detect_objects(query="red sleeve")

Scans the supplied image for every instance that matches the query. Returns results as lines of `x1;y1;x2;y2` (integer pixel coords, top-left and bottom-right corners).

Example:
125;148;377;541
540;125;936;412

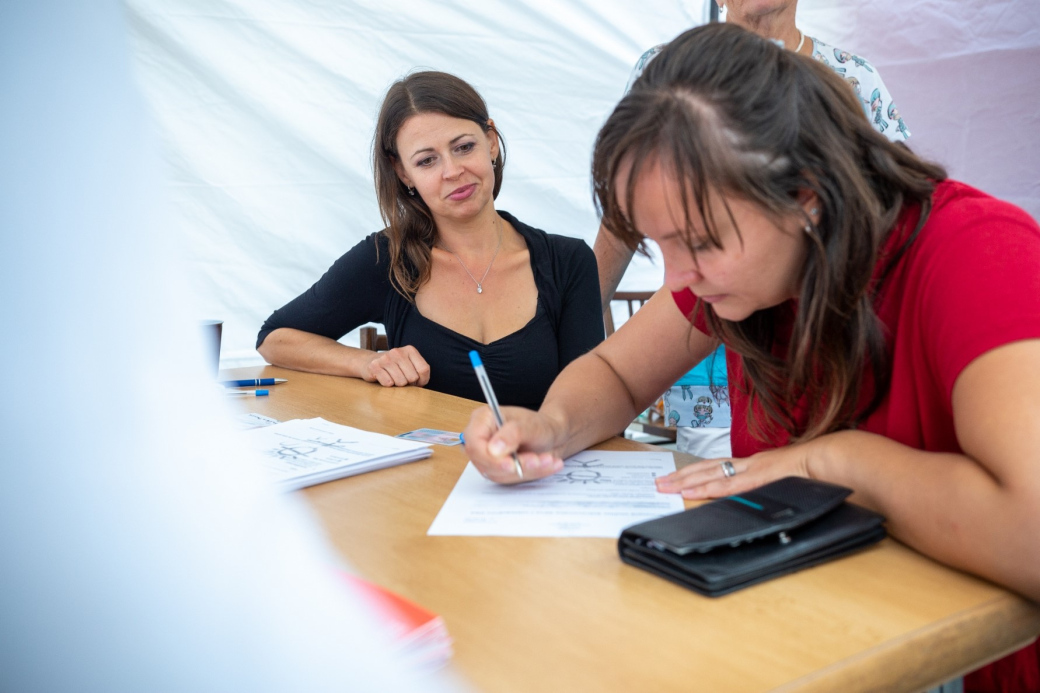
914;185;1040;400
671;288;711;334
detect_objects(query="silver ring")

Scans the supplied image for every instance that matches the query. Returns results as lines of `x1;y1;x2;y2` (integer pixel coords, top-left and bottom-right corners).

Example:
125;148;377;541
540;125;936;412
721;460;737;478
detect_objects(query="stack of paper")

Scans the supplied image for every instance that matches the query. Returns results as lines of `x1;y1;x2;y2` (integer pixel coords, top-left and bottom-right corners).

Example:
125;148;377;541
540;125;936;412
341;573;452;671
244;417;432;491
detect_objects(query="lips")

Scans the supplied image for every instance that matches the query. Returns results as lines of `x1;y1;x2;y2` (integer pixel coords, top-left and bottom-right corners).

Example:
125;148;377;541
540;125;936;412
447;183;477;201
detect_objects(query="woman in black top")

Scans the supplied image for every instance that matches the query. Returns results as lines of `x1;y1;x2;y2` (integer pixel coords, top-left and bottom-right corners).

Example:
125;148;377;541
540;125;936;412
257;71;602;409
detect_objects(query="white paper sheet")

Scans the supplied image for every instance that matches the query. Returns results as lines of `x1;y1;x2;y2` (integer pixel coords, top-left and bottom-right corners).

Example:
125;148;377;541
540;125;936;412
427;451;685;538
245;417;432;491
234;412;281;430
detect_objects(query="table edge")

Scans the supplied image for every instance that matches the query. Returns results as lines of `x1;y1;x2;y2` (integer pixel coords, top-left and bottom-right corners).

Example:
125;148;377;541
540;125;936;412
773;593;1040;692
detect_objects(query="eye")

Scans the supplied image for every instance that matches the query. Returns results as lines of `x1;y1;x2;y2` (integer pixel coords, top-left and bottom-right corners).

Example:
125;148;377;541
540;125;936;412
416;156;435;167
689;237;715;254
456;141;476;154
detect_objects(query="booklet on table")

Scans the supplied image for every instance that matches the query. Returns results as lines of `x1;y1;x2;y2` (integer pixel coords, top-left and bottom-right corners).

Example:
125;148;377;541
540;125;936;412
244;417;432;491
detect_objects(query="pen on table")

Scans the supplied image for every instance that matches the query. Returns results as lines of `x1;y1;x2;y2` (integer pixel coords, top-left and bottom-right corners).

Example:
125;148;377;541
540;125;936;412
468;350;523;479
225;389;269;397
220;378;286;387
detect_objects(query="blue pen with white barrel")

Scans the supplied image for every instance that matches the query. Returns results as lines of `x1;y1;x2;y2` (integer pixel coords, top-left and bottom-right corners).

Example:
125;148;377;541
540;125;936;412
468;350;523;479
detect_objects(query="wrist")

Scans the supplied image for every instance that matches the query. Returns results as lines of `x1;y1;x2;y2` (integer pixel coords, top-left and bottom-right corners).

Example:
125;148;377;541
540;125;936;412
808;429;855;485
538;403;573;456
349;346;377;379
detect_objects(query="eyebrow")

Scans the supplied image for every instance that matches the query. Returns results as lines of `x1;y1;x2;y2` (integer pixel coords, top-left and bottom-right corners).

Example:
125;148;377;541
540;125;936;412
409;133;473;159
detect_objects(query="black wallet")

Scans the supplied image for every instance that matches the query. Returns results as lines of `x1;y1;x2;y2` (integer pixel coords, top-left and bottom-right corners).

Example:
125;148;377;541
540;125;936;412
618;477;886;597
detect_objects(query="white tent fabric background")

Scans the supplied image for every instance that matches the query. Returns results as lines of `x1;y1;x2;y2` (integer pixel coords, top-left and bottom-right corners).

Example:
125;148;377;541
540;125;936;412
125;0;1040;369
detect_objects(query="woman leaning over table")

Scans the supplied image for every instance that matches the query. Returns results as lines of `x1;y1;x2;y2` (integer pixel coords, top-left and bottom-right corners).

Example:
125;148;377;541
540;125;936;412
463;23;1040;611
257;71;602;410
595;0;911;463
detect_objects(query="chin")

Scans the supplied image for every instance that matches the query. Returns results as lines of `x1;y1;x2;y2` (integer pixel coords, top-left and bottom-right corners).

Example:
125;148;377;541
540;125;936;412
710;304;754;322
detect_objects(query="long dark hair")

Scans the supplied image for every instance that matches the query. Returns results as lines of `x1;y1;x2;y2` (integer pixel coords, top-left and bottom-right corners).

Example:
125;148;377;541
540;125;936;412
373;70;506;300
593;24;946;442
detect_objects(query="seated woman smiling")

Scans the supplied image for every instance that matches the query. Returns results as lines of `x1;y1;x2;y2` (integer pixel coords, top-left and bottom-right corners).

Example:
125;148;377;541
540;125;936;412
257;71;602;409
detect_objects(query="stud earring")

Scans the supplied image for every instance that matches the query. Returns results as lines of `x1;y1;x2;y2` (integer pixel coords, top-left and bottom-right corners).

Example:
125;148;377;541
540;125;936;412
805;207;818;233
407;187;415;196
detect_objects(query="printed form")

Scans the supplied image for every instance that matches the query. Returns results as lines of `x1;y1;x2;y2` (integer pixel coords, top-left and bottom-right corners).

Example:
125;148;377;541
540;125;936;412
428;450;685;538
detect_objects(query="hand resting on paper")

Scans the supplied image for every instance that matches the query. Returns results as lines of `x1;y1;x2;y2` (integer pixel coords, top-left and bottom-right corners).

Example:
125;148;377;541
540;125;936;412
360;345;431;388
655;437;819;500
463;405;564;484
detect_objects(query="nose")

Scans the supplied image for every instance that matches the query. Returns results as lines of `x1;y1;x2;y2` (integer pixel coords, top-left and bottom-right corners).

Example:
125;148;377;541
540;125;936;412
442;156;463;180
663;259;702;293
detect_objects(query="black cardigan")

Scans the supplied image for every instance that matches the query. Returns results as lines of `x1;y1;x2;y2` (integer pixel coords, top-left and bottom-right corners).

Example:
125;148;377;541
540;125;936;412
257;211;603;409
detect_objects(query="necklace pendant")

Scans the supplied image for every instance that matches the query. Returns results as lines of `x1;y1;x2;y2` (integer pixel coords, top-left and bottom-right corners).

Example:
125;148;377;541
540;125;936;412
477;285;483;294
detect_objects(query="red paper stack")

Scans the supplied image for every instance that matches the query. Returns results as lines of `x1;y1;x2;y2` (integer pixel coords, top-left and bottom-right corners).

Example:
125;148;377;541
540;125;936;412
341;573;453;671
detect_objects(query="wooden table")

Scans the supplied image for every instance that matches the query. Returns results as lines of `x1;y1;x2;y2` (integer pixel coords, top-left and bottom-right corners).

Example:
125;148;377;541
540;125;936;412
226;365;1040;692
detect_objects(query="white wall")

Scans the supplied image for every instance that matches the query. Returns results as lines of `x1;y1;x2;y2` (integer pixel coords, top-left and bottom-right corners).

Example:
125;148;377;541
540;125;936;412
797;0;1040;222
125;0;1039;367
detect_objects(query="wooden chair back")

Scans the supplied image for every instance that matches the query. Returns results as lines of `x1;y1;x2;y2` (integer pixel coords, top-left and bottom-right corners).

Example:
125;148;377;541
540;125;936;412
604;290;655;337
359;326;388;352
603;290;676;443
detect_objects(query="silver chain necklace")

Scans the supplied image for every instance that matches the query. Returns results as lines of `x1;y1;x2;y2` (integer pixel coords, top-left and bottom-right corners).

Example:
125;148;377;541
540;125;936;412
440;220;502;294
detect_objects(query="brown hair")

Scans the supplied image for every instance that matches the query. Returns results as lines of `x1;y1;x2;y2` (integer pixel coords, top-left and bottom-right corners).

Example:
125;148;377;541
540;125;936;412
593;23;946;442
373;71;505;300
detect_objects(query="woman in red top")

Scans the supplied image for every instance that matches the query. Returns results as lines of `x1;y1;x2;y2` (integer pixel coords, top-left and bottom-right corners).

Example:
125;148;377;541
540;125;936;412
463;23;1040;686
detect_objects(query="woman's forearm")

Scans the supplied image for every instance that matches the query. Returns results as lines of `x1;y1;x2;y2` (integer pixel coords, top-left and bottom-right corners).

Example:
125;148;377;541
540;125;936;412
538;351;647;459
541;289;718;459
593;223;637;312
816;430;1040;601
257;328;371;378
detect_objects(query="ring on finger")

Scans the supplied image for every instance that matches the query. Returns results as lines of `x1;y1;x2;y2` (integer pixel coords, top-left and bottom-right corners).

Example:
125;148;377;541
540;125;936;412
720;460;737;478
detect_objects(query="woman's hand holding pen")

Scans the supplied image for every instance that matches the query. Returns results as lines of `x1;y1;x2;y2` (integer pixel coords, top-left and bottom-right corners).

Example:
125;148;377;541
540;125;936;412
360;346;431;388
463;406;564;484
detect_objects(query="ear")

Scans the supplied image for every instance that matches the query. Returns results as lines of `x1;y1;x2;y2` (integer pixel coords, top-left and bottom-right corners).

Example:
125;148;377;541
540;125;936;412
795;187;820;225
392;157;413;190
486;118;500;161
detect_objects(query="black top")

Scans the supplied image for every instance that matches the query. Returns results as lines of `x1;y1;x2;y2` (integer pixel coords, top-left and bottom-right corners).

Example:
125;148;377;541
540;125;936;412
257;211;603;409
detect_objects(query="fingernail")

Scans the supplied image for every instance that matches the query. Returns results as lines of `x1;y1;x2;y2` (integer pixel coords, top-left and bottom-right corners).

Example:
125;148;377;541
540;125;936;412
489;440;506;456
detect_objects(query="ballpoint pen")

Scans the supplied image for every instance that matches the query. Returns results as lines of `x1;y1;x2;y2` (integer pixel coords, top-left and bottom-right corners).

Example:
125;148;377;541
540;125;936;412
225;389;269;396
468;350;523;479
220;378;286;387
